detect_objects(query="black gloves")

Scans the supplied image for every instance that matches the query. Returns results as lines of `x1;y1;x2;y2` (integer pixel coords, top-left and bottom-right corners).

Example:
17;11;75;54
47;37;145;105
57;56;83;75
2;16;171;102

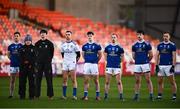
155;65;160;75
170;65;175;73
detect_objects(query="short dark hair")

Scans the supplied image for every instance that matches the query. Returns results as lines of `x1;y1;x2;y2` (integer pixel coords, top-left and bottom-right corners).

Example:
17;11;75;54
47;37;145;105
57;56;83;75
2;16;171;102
87;31;94;35
14;32;20;36
40;29;48;34
66;30;72;34
136;30;145;35
163;31;170;35
112;33;118;37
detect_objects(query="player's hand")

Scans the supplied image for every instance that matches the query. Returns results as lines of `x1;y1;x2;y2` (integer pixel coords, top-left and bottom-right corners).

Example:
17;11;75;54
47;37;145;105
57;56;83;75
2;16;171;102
155;65;159;75
170;65;175;73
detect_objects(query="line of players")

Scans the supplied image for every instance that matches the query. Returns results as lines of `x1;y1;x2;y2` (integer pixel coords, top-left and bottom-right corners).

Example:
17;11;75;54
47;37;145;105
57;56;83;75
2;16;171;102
7;29;177;101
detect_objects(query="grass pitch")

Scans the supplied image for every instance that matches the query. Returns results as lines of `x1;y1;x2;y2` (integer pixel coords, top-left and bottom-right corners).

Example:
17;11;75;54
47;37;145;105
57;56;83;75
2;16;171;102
0;76;180;108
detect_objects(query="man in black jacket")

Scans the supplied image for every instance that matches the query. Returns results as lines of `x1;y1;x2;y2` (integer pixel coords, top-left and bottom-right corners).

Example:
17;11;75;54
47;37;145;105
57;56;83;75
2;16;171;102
19;35;36;100
35;29;54;100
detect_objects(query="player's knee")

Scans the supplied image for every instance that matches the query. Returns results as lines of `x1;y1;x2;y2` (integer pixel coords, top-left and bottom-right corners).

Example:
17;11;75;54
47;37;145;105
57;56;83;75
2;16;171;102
158;80;163;85
105;82;109;85
11;79;15;84
135;79;140;84
94;80;99;85
146;79;151;84
72;79;76;84
170;81;176;86
84;81;88;84
117;81;121;85
63;78;68;83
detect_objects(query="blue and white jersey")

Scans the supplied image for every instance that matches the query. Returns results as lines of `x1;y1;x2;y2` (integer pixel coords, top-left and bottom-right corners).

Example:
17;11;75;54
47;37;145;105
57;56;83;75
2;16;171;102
60;40;80;63
8;43;23;67
157;41;176;65
82;42;101;64
104;43;124;68
132;40;152;64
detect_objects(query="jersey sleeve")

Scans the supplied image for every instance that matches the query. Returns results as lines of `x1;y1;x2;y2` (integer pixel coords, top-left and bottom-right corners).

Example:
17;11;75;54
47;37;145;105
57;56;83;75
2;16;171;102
60;44;64;53
157;44;160;51
8;45;11;51
74;43;80;52
147;43;152;51
97;44;102;51
172;44;176;51
132;45;135;52
82;45;85;51
121;47;124;54
104;46;108;53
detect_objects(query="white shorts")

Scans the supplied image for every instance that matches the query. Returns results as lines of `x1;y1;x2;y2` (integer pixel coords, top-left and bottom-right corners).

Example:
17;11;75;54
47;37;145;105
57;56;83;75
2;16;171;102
9;67;19;74
83;63;99;75
106;68;122;75
158;65;173;77
62;61;76;71
134;63;150;73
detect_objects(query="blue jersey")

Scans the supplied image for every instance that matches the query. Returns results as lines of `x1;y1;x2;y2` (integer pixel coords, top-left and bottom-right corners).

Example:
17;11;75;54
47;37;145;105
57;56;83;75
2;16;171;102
105;44;124;68
132;41;152;64
157;42;176;65
82;42;101;63
8;43;23;67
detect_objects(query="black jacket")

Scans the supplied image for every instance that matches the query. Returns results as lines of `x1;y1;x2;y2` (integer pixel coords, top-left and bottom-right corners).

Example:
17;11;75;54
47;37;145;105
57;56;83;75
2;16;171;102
19;44;36;67
35;39;54;63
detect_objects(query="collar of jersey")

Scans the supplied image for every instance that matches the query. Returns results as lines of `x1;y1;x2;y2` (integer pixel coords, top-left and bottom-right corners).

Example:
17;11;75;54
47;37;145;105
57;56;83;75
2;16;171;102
66;40;72;43
137;39;145;43
13;42;20;44
88;41;94;44
110;43;118;46
163;41;171;44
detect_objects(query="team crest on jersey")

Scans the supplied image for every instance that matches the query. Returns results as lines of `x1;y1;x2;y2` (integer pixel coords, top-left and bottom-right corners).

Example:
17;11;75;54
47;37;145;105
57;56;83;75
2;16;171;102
84;46;88;48
92;46;95;49
45;45;48;48
163;45;166;48
142;44;145;48
116;48;118;52
31;49;33;52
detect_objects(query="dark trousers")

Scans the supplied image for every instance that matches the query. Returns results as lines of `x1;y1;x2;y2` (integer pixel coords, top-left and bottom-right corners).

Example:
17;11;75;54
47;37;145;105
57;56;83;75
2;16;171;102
19;65;35;98
35;62;54;97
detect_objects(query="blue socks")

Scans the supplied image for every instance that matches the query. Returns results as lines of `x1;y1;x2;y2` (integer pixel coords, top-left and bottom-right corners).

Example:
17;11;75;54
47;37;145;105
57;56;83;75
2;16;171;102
62;86;67;97
73;88;77;96
84;91;88;97
104;93;108;98
150;93;153;98
120;93;123;99
63;86;77;97
96;92;100;97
